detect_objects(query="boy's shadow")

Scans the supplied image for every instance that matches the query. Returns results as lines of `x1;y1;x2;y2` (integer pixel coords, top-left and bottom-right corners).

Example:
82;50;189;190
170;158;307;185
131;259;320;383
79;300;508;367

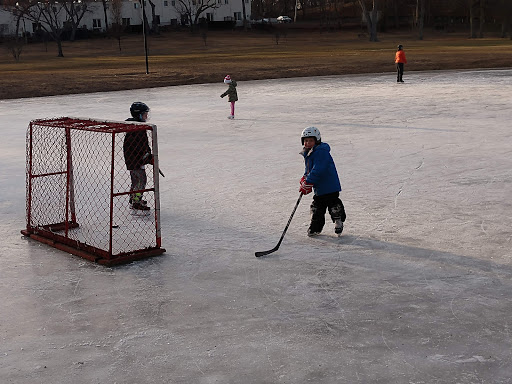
305;233;512;278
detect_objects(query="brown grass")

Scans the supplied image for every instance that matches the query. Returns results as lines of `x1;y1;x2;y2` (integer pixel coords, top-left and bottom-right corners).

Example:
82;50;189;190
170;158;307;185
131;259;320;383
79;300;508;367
2;29;512;99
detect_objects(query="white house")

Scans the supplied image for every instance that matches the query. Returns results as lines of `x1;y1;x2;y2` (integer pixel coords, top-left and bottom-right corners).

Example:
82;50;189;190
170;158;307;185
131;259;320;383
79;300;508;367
0;0;251;36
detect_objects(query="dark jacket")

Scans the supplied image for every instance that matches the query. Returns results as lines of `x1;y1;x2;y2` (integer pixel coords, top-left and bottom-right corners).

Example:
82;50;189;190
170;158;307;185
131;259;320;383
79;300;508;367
221;80;238;102
302;142;342;196
123;118;152;170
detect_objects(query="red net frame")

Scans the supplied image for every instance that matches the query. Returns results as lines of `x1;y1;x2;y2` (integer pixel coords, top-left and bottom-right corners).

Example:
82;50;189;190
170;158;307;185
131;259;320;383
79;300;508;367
21;117;165;266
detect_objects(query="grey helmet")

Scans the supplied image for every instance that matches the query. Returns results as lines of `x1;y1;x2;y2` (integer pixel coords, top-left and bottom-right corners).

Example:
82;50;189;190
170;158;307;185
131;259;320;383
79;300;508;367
130;102;150;119
301;126;321;145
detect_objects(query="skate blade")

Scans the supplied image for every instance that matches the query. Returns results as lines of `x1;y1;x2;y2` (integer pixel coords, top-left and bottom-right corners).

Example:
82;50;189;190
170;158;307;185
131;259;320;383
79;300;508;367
130;209;151;216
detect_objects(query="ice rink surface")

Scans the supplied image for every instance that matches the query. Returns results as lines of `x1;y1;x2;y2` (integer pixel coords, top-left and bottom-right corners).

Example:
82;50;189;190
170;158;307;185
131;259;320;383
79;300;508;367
1;69;512;383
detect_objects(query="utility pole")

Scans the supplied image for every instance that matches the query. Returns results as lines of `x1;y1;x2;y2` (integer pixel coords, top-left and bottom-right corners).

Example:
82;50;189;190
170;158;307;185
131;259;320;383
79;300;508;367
141;0;149;74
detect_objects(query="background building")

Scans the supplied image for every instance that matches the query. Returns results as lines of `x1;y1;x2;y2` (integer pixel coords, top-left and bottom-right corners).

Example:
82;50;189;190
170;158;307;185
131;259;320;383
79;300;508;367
0;0;252;37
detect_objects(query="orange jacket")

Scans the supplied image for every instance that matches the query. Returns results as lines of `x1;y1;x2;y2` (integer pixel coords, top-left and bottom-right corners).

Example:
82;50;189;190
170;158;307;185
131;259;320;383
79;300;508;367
395;50;407;64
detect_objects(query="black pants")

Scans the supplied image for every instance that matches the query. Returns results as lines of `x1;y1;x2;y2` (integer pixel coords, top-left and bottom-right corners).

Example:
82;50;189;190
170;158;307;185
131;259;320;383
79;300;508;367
396;63;404;82
309;192;346;233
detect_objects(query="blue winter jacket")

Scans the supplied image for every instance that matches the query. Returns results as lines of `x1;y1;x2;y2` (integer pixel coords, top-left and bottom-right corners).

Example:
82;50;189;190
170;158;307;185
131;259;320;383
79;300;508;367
302;142;342;196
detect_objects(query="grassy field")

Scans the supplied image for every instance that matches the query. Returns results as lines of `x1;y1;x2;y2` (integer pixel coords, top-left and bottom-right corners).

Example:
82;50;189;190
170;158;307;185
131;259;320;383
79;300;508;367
2;28;512;99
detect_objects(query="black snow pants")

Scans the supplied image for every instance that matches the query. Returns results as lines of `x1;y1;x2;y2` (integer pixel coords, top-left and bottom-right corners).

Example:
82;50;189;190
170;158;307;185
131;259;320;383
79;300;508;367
396;63;404;82
309;192;346;233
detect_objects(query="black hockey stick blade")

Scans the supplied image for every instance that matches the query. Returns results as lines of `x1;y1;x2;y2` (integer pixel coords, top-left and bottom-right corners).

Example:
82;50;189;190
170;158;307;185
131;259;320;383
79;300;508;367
255;246;280;258
255;193;303;257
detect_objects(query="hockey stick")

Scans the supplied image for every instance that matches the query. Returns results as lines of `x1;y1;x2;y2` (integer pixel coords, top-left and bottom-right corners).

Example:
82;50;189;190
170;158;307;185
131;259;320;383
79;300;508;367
144;152;165;177
255;193;303;257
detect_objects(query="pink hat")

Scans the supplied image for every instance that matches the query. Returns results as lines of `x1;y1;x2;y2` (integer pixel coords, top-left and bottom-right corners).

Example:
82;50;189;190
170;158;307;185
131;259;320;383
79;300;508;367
224;75;232;83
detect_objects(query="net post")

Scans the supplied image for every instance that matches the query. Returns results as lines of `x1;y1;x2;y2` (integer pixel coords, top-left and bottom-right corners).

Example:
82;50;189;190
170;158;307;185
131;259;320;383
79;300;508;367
150;124;162;248
26;122;34;232
109;131;116;256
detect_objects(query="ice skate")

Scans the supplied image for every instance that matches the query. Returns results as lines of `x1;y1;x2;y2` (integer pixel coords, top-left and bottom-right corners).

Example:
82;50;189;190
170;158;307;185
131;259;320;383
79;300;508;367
131;202;149;210
129;198;147;206
130;202;150;216
307;228;321;237
334;219;343;236
227;115;234;119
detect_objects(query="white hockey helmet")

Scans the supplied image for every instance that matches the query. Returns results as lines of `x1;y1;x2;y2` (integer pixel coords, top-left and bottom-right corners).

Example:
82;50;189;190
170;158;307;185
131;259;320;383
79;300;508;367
301;126;321;145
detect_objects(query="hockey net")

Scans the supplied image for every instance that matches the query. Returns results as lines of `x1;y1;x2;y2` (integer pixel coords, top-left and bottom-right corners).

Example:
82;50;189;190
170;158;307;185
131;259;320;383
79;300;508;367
22;117;165;265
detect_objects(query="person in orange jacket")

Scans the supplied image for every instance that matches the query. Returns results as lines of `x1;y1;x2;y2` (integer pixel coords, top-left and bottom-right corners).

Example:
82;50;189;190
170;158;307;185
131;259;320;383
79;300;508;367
395;44;407;83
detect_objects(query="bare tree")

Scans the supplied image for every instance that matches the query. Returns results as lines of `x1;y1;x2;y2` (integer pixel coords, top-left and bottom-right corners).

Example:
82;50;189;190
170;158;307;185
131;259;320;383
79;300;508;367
110;0;124;51
416;0;425;40
62;0;89;41
468;0;487;38
468;0;476;37
478;0;485;37
358;0;379;41
23;0;66;56
333;0;347;28
498;0;512;38
241;0;248;30
251;0;264;19
174;0;219;30
298;0;307;20
142;0;160;34
133;0;158;36
101;0;110;33
5;37;24;61
3;0;33;61
391;0;399;29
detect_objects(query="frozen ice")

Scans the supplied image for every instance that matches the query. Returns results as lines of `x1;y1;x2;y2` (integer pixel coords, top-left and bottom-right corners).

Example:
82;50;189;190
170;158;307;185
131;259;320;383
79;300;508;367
1;69;512;383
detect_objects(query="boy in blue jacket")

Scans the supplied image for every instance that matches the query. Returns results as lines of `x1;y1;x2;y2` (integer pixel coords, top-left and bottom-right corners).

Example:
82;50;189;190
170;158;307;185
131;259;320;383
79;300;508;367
299;127;346;236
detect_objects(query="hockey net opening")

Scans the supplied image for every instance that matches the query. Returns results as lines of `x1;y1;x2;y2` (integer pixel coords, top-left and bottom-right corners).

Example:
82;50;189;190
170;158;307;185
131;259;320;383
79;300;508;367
22;117;165;266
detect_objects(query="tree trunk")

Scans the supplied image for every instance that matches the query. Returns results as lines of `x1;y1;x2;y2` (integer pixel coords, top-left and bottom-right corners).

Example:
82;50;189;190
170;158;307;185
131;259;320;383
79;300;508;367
11;14;24;61
358;0;378;41
469;0;476;38
241;0;247;30
102;0;109;33
415;0;419;27
301;0;307;19
148;0;159;34
393;0;399;29
478;0;485;38
358;0;370;38
418;0;425;40
335;0;346;29
370;4;378;41
15;13;22;37
141;2;151;33
57;39;64;57
188;13;195;32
